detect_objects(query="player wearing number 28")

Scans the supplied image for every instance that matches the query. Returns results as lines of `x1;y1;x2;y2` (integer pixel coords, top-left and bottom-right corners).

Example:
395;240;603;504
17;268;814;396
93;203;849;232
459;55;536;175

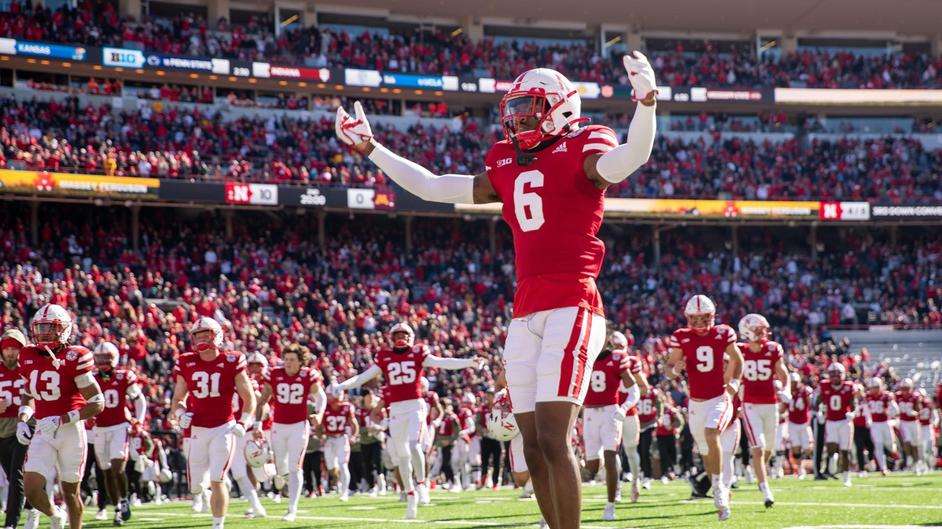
169;316;257;529
336;51;657;529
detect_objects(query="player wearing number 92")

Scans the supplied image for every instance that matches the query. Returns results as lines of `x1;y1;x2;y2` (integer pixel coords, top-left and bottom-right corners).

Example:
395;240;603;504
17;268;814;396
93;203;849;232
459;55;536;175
17;304;105;529
334;323;481;519
336;52;657;529
169;316;256;529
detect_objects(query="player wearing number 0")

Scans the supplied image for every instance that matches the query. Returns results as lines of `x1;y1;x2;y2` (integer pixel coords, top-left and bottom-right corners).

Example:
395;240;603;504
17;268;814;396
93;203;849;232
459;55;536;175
736;314;789;509
334;323;482;519
814;363;860;487
169;317;256;529
336;51;657;529
92;342;146;526
257;344;326;521
666;295;743;522
16;304;105;529
581;331;643;521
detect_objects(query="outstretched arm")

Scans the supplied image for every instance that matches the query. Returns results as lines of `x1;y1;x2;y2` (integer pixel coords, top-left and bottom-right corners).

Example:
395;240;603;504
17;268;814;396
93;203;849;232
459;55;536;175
425;355;480;370
336;102;499;204
335;364;382;391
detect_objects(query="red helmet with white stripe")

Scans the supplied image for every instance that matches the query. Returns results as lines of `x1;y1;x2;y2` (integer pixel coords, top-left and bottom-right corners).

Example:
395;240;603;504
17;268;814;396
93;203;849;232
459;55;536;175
30;304;73;348
499;68;584;151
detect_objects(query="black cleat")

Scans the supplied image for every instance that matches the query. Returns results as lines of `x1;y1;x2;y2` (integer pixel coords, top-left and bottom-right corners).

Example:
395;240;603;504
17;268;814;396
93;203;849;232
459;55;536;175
113;510;124;526
764;499;774;509
120;499;132;521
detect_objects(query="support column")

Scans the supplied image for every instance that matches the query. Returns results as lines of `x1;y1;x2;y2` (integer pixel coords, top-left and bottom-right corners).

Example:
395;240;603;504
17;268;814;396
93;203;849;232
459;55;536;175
130;205;140;253
809;224;818;260
652;225;661;268
889;225;898;246
317;210;326;252
30;201;38;246
781;34;798;54
932;33;942;58
460;15;484;44
730;225;739;256
404;216;413;253
624;28;643;51
224;210;233;239
488;218;497;255
207;0;230;26
118;0;142;21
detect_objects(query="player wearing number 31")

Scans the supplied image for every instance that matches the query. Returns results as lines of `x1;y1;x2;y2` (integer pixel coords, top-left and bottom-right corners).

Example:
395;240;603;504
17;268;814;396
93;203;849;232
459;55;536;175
336;52;657;529
169;317;257;529
16;304;105;529
333;323;483;519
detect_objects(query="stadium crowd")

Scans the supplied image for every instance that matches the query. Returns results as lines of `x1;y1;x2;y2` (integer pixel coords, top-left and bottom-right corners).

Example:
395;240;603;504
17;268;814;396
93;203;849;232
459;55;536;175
1;1;941;89
1;97;940;202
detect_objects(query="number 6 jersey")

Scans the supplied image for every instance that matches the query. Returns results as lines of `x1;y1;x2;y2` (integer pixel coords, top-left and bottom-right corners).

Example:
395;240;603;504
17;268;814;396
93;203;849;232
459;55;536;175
176;351;246;428
484;125;616;318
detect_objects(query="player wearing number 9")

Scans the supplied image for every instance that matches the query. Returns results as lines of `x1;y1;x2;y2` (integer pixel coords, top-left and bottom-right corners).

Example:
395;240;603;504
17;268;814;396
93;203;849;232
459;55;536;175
666;295;743;521
334;323;481;519
336;53;657;529
169;317;256;529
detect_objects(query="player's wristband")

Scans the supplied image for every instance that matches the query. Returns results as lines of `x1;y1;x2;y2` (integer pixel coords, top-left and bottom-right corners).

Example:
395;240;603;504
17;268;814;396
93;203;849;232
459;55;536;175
18;406;34;423
66;410;81;424
239;413;255;431
726;379;741;393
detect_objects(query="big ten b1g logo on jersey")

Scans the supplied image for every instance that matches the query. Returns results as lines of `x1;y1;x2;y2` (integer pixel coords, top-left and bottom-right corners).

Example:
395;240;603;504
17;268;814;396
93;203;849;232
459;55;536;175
387;360;417;385
743;358;773;381
276;382;305;404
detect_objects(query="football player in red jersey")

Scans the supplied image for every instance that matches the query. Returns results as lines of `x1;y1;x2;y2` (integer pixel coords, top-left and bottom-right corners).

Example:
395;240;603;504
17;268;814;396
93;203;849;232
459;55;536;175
736;314;789;508
231;352;267;519
614;331;649;504
864;377;898;475
581;331;643;520
0;329;29;529
337;52;658;529
17;304;105;529
666;295;743;521
92;341;146;526
169;317;256;529
894;378;923;473
785;373;815;478
917;389;936;474
321;388;358;501
815;363;860;487
334;323;480;519
258;343;326;520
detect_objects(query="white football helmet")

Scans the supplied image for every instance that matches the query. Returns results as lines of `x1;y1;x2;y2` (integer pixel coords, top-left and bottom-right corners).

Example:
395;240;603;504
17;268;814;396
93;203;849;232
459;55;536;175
94;341;120;369
189;317;223;352
684;294;716;330
461;391;477;407
867;377;883;390
738;313;770;343
244;438;270;468
899;377;913;391
610;331;629;352
389;322;415;349
30;303;72;347
499;68;583;150
246;352;269;370
486;406;519;442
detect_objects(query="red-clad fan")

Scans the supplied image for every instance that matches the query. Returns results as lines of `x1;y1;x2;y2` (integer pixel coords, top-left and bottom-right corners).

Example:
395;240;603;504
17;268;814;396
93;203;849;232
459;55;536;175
736;314;789;508
815;363;860;486
169;317;256;529
257;344;325;522
320;387;358;501
895;378;924;472
335;322;479;517
0;329;29;529
583;331;644;519
17;304;105;529
667;295;743;521
336;50;658;527
92;341;146;525
865;378;898;474
786;373;814;478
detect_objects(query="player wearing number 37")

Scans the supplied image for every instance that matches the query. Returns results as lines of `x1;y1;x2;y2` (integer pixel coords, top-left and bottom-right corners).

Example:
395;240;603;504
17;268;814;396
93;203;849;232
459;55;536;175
336;52;657;528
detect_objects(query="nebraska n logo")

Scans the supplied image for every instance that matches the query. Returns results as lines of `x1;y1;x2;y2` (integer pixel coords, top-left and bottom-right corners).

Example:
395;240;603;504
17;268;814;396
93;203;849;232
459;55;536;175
552;142;568;154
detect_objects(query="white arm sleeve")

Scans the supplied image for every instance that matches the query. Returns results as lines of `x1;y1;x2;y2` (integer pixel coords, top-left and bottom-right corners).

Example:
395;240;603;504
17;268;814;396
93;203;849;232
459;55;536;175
595;103;656;183
75;372;96;388
424;355;474;370
312;385;327;417
368;142;476;204
336;365;382;391
619;384;641;414
132;393;147;423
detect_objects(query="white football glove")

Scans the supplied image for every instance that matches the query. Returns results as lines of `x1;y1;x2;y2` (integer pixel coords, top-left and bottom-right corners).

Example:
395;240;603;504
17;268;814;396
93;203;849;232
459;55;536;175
177;412;193;430
335;101;373;146
623;51;658;103
613;406;628;422
36;416;61;438
16;422;32;445
231;422;247;438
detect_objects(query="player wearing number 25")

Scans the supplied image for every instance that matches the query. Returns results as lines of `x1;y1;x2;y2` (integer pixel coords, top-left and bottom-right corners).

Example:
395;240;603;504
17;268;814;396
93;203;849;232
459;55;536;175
336;52;657;529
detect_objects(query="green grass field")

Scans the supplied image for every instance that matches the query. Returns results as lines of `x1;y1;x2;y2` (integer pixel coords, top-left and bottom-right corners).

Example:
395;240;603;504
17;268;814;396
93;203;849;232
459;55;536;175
91;473;942;529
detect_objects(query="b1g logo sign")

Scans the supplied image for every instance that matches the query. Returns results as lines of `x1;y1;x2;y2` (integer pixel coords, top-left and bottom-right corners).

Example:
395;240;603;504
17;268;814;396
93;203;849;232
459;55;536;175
102;47;145;68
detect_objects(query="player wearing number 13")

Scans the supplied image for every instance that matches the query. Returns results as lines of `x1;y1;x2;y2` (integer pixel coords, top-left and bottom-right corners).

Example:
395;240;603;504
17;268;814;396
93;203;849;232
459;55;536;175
16;304;105;529
334;323;481;519
169;317;256;529
336;52;657;529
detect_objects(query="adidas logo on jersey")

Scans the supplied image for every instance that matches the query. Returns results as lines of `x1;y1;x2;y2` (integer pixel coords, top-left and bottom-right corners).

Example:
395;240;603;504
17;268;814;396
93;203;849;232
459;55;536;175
552;142;568;154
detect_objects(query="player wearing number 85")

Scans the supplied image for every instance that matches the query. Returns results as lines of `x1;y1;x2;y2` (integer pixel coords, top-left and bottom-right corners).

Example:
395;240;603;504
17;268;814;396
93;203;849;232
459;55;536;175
336;52;657;529
169;317;257;529
334;323;482;519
